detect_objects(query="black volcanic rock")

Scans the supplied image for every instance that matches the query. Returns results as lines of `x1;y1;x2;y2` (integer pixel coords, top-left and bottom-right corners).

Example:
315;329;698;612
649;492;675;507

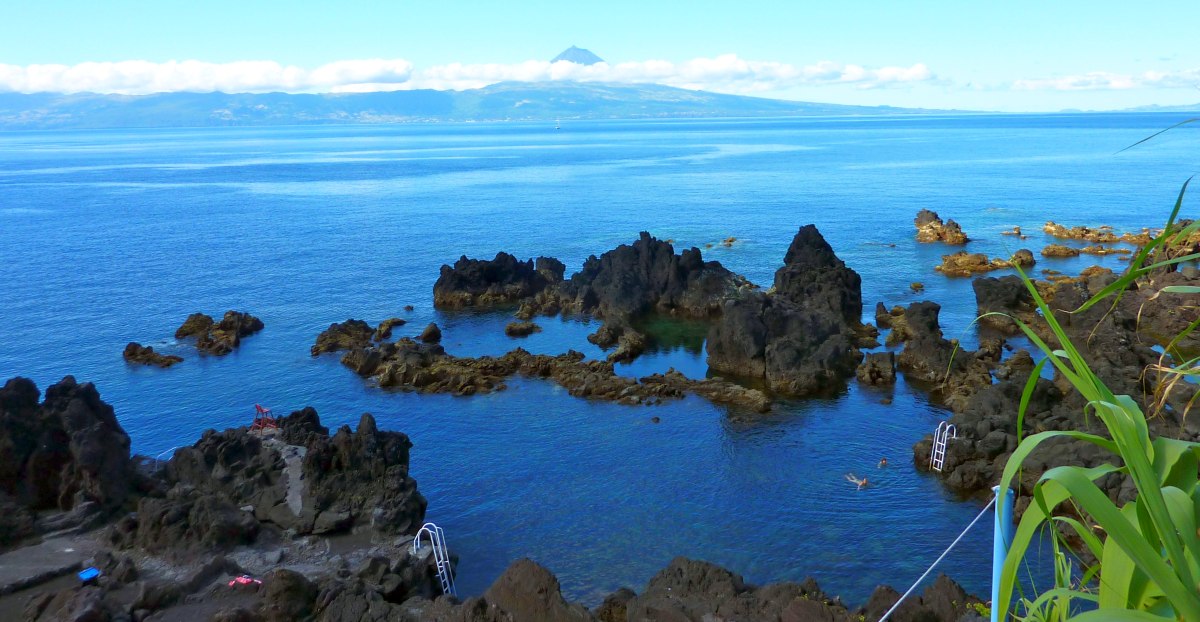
0;376;132;514
706;225;864;395
434;252;565;308
156;410;427;540
566;232;748;321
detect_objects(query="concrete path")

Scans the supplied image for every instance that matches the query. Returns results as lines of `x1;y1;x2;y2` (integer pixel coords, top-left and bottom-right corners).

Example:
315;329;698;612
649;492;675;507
0;533;100;595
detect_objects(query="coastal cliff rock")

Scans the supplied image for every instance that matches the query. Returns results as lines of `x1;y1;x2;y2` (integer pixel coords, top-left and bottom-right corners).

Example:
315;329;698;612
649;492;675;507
141;409;427;544
915;209;969;244
175;310;264;355
706;225;864;396
122;342;184;367
434;252;566;308
0;377;132;531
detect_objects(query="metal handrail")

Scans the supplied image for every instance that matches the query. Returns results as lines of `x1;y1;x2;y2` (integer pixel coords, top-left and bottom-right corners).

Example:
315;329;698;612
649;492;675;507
412;521;456;596
930;421;956;472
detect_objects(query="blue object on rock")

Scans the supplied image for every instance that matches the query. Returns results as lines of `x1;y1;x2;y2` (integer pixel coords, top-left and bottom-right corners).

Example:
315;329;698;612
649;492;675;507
78;567;101;583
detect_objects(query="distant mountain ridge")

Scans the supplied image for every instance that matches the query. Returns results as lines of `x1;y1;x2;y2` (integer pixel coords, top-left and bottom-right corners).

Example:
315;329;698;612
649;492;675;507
0;81;948;130
552;46;604;65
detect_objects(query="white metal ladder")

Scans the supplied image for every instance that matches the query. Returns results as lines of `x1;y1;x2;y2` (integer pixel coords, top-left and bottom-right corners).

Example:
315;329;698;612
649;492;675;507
930;421;956;472
412;522;456;597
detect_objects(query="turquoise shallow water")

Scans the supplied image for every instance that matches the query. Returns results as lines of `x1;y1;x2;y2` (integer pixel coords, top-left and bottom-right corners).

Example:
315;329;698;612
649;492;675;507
1;114;1196;604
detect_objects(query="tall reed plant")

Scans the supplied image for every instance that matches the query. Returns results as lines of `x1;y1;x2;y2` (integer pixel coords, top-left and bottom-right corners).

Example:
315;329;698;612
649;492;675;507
993;176;1200;621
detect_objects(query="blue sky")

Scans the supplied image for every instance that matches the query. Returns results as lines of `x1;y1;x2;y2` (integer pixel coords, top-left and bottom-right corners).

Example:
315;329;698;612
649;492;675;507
2;0;1198;111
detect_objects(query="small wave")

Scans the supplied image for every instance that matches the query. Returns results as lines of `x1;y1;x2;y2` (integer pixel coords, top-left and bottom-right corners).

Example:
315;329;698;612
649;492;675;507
0;207;52;216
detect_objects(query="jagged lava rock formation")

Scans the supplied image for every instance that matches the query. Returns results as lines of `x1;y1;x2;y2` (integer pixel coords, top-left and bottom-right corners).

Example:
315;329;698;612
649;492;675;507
706;225;869;395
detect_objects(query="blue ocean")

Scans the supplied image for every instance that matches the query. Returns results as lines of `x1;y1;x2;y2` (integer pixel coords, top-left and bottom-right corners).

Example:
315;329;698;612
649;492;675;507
1;113;1196;604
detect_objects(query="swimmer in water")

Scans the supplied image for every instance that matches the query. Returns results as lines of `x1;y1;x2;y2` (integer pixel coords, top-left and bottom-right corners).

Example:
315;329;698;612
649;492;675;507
878;457;888;468
845;473;869;490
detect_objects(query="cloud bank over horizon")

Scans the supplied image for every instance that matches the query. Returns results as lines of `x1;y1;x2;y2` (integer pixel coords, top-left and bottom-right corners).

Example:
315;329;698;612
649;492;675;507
0;55;936;96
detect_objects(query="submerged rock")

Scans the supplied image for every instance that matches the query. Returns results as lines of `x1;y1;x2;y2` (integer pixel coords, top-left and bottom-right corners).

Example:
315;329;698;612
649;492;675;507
504;321;542;337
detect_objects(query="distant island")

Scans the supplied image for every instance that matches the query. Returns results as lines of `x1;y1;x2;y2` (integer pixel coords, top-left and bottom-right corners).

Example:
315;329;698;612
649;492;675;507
0;81;953;130
0;46;1193;129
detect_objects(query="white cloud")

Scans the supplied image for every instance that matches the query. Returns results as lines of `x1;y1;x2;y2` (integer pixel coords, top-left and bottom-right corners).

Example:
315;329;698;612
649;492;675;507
1013;68;1200;91
0;55;934;95
0;59;413;95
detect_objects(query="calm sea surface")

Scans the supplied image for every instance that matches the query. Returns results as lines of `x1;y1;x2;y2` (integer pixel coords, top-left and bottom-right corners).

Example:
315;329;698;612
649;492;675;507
1;114;1196;604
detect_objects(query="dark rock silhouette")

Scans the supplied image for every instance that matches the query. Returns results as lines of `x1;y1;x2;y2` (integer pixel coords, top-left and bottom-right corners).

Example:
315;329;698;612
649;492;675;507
434;252;565;308
707;225;865;395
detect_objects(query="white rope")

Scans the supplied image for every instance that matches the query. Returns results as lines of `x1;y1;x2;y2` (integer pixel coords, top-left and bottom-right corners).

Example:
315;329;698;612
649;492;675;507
878;494;997;622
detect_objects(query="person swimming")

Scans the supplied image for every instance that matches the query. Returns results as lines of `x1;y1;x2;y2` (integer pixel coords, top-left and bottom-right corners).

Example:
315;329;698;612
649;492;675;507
845;473;869;490
878;457;888;468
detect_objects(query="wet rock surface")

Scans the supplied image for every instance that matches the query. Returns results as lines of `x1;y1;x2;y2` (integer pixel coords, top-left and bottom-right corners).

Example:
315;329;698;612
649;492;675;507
915;209;969;244
339;339;772;413
707;225;865;396
933;250;1034;277
175;311;265;355
122;342;183;367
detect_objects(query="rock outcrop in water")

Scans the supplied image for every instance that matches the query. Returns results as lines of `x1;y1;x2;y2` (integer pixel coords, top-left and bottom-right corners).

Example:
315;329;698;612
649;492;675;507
0;376;134;551
122;342;183;367
433;252;566;308
915;209;969;244
933;249;1035;276
436;233;753;362
706;225;868;396
175;310;265;355
337;339;772;412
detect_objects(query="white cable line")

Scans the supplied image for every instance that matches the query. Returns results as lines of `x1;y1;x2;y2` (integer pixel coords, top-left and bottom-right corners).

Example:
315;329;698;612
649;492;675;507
879;494;998;622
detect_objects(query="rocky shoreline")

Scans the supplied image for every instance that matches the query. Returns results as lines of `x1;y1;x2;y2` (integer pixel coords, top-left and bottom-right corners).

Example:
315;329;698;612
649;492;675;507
0;376;986;622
